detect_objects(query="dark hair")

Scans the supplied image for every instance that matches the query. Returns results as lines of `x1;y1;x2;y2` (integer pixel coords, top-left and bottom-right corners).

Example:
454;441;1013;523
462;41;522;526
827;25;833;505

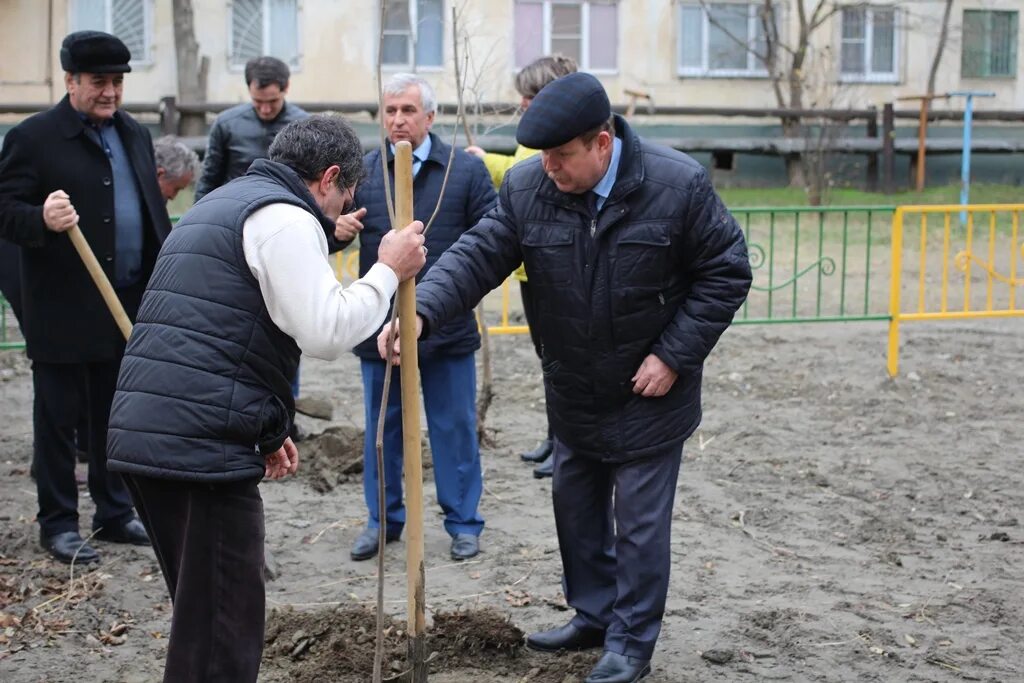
580;115;616;149
268;115;365;189
244;56;290;90
515;54;578;99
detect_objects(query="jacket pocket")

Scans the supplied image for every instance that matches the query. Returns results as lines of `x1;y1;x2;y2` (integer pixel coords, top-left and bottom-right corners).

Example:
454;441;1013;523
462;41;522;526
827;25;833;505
522;222;576;286
613;222;672;289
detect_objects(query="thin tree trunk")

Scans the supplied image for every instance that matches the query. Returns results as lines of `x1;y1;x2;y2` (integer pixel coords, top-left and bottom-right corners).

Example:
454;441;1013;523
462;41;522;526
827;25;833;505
171;0;208;136
926;0;954;96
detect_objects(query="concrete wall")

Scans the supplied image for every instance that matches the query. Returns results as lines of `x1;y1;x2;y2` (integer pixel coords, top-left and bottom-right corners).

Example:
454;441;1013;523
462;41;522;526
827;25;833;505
1;0;1021;110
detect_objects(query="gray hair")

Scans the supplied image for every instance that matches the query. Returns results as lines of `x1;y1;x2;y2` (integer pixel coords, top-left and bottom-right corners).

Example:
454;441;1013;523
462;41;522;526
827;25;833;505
268;115;365;189
153;135;200;180
515;54;578;99
383;73;437;114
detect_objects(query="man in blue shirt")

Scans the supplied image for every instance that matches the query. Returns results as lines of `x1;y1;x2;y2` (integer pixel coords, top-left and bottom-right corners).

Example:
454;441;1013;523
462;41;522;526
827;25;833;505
335;74;496;563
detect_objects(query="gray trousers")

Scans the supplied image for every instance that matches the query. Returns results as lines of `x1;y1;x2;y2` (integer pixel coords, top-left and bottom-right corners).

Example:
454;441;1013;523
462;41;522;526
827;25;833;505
551;437;683;660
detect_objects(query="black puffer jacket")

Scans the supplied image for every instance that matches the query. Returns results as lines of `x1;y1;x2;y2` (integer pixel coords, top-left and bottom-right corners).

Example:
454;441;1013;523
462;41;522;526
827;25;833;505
107;160;330;482
416;117;751;461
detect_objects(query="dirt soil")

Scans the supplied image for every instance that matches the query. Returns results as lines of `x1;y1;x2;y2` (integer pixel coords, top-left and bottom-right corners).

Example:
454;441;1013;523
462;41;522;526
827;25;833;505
1;321;1022;682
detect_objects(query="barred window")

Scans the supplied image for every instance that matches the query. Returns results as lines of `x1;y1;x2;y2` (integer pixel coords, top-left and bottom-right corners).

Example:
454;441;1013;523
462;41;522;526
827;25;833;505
962;10;1018;78
70;0;152;65
230;0;301;68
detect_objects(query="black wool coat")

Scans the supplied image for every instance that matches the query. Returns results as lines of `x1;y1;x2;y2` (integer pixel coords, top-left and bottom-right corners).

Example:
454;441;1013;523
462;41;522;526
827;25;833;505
0;96;171;363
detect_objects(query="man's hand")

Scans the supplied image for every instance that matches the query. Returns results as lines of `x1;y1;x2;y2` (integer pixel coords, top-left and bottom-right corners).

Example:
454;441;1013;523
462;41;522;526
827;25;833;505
376;315;424;365
631;354;679;398
377;220;426;281
42;190;78;233
265;437;299;479
334;207;367;242
465;145;487;160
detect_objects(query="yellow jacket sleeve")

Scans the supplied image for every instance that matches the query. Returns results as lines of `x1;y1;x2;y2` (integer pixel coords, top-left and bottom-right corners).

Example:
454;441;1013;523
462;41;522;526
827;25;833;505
481;145;539;281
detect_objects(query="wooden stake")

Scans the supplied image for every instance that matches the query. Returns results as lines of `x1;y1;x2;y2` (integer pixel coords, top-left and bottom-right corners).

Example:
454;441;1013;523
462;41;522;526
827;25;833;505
67;225;132;341
394;141;427;682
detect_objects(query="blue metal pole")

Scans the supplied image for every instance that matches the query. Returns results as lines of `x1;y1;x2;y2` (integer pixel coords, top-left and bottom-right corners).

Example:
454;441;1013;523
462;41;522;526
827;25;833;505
960;94;974;223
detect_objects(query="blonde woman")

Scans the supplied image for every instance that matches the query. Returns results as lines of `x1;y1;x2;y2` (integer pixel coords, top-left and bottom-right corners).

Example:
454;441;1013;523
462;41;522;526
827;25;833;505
465;54;577;478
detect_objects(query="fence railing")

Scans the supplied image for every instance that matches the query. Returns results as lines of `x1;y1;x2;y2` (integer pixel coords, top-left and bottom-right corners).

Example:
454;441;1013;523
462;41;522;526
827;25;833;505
0;294;20;350
887;204;1024;376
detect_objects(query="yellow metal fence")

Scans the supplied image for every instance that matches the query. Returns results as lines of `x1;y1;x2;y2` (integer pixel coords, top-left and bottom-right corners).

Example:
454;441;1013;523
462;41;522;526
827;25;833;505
887;204;1024;376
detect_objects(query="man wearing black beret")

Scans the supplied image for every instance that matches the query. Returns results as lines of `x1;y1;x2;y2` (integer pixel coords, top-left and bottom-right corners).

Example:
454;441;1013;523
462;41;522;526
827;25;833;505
0;30;171;564
380;72;752;683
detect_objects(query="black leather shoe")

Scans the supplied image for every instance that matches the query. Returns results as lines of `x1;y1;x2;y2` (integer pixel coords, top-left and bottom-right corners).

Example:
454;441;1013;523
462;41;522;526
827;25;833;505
351;526;401;561
526;622;605;652
94;518;150;546
585;651;651;683
41;531;100;565
533;453;554;479
450;533;479;560
520;439;553;463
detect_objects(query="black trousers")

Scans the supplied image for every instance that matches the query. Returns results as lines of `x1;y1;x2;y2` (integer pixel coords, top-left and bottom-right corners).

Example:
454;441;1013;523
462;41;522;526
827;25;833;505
519;280;552;441
32;360;133;536
124;474;266;683
551;438;683;660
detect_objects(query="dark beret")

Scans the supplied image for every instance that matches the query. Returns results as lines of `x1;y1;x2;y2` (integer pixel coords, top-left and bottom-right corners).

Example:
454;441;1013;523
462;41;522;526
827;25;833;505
60;31;132;74
516;72;611;150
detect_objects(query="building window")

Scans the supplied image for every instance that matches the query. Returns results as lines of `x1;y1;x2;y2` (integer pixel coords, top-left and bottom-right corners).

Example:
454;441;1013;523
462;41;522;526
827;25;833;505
677;3;772;78
514;1;618;72
382;0;444;68
70;0;152;65
840;6;898;83
230;0;300;68
962;10;1018;78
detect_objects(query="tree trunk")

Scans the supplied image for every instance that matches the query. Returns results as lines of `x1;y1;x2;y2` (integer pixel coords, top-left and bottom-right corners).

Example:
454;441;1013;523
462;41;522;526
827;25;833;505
926;0;954;96
172;0;208;137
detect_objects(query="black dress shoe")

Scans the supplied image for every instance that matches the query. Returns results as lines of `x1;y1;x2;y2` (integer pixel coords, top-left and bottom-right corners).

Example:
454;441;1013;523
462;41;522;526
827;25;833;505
533;453;553;479
526;622;605;652
585;651;651;683
351;526;401;561
450;533;479;560
41;531;100;565
94;518;150;546
520;439;553;463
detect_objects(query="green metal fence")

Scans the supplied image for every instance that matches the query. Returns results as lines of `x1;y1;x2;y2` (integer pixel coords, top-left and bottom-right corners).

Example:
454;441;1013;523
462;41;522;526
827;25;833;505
0;206;900;352
733;206;896;325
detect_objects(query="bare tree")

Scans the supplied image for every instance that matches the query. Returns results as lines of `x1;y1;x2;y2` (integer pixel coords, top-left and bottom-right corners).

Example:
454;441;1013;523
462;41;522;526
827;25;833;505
171;0;208;136
926;0;955;96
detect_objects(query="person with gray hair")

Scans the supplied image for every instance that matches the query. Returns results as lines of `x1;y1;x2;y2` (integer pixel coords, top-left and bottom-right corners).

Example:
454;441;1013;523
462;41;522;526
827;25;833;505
106;114;427;682
153;135;200;201
334;72;496;563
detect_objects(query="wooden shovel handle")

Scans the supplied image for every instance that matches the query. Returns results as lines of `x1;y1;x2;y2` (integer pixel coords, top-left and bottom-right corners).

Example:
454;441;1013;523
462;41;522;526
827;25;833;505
67;225;133;341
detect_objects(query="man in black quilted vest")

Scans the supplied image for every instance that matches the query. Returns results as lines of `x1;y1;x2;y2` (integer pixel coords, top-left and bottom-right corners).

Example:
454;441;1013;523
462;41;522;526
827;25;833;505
106;116;426;683
379;73;752;683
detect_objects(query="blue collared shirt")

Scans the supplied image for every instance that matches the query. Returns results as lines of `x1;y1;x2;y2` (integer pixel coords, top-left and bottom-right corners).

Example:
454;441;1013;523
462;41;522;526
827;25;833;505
390;135;432;177
590;136;623;212
79;113;145;288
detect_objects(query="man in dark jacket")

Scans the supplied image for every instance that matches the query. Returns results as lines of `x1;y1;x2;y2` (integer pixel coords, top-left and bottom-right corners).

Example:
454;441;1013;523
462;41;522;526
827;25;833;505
336;73;496;563
0;31;172;564
379;73;752;683
194;56;308;200
106;115;427;683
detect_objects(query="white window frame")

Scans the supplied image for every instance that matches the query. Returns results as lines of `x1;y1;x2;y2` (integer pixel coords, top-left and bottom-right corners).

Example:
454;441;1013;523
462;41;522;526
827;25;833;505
68;0;154;67
838;5;900;84
381;0;446;72
227;0;303;71
677;3;771;78
515;1;619;74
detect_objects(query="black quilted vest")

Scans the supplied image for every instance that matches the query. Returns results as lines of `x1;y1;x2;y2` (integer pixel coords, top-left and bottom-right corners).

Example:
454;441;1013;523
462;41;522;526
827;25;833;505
107;159;334;482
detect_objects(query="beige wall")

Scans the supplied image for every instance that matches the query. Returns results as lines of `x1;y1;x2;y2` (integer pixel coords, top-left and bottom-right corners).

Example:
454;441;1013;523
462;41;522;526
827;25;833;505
1;0;1021;111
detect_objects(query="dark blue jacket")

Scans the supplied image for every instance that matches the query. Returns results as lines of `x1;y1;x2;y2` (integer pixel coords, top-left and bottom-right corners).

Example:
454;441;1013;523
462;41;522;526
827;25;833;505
350;133;497;360
107;160;334;482
416;117;752;461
